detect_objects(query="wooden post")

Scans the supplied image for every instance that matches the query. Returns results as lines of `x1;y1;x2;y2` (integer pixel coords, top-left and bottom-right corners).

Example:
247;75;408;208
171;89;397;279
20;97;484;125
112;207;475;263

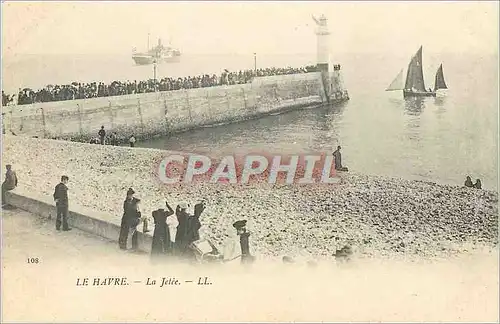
40;107;47;138
163;98;169;134
225;90;231;110
108;102;114;128
186;90;193;122
206;93;211;114
9;111;13;134
137;98;145;132
242;88;248;110
77;103;83;134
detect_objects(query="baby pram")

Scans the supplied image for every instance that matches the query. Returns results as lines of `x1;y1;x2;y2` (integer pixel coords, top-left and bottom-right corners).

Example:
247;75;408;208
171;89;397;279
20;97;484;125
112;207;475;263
189;239;223;264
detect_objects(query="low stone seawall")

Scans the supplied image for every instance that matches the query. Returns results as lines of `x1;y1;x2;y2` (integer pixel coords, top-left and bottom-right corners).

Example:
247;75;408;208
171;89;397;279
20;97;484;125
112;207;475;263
4;188;154;253
3;136;498;260
2;73;330;141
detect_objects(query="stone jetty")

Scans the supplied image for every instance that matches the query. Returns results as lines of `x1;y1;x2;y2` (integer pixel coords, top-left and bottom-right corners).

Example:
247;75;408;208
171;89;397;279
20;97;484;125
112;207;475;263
3;135;498;260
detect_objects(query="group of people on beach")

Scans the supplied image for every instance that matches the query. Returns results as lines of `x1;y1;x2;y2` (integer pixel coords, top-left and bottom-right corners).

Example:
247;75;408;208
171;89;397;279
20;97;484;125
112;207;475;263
88;126;136;147
118;187;254;265
4;65;318;106
464;176;482;189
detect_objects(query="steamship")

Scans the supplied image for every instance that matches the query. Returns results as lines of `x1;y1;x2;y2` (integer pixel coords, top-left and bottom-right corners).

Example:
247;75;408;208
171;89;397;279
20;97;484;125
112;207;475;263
132;36;181;66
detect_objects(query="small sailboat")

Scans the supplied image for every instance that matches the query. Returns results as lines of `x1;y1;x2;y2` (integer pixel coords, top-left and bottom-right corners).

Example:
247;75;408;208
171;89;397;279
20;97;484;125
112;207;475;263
386;46;447;98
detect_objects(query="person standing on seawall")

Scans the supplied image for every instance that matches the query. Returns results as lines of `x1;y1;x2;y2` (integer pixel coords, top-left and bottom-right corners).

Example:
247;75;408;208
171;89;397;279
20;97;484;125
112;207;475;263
1;164;18;209
98;126;106;145
53;175;71;231
129;134;136;147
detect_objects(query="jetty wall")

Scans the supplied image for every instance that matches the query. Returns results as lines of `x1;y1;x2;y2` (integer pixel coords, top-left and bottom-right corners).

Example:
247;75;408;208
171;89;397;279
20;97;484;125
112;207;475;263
2;72;333;140
4;188;154;253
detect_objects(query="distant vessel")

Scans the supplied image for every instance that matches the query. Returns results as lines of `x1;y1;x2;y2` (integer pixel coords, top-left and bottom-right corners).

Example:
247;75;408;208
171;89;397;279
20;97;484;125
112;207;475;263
132;35;181;65
386;46;447;98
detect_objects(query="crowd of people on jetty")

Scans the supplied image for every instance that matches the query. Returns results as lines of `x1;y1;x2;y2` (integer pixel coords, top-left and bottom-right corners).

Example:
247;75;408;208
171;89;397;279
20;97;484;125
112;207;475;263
2;65;318;106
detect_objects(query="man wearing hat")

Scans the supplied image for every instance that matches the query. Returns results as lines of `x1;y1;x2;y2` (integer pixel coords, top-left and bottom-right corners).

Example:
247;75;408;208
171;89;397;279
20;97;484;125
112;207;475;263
98;126;106;145
1;164;18;208
222;220;255;264
53;175;71;231
118;188;142;250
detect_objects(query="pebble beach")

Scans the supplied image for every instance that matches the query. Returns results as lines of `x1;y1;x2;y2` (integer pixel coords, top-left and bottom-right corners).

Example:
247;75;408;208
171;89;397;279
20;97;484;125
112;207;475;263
2;135;498;260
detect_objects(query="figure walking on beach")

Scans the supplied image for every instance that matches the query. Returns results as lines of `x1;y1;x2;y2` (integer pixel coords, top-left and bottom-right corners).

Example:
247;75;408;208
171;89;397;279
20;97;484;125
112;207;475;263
53;175;71;231
98;126;106;145
333;146;348;172
151;200;175;258
1;164;18;209
118;188;142;250
129;134;136;147
110;132;118;146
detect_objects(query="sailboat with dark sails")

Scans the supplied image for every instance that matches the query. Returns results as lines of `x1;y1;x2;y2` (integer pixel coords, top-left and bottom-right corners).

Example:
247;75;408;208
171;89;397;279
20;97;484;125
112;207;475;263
386;46;447;98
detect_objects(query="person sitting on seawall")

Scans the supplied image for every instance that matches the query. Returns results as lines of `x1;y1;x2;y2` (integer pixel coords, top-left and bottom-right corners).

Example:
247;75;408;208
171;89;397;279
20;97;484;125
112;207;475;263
1;164;18;209
464;176;474;188
332;145;348;172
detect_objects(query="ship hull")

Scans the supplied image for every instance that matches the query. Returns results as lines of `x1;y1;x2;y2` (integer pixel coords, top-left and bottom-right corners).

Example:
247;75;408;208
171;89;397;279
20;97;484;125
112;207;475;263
403;90;436;98
132;54;180;66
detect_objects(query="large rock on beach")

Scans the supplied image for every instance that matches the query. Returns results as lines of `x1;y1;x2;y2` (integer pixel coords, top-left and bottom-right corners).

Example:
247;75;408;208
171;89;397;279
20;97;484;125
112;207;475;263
2;135;498;259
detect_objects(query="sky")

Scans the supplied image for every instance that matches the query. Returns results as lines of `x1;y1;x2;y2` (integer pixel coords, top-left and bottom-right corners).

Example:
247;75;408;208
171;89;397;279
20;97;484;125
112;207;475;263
1;1;498;57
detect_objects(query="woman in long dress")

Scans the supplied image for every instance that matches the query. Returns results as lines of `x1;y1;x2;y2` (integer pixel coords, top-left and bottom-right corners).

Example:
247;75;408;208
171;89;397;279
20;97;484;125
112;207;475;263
151;201;175;258
165;205;179;257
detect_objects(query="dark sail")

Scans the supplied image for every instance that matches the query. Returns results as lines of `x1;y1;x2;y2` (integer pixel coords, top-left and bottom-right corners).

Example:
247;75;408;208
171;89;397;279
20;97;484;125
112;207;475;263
434;64;447;91
404;46;426;92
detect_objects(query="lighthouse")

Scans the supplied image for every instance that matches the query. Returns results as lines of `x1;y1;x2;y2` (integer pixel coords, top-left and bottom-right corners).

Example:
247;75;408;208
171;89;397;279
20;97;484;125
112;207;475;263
312;14;349;103
313;14;330;74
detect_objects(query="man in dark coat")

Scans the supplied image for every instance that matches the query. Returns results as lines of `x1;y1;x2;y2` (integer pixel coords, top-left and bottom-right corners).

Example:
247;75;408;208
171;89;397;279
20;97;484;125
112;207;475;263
223;220;255;265
188;200;206;242
174;202;190;256
2;164;18;208
234;220;254;264
98;126;106;145
53;175;71;231
118;188;142;250
151;200;175;258
464;176;473;188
